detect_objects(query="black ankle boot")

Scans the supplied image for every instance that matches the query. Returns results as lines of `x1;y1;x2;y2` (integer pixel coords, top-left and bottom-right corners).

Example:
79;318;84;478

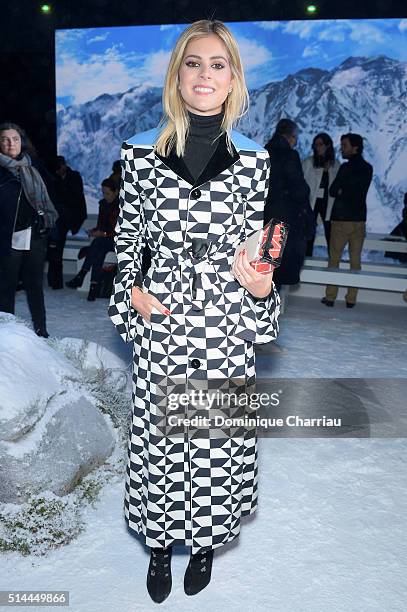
146;546;172;604
87;282;100;301
66;269;87;288
184;548;214;596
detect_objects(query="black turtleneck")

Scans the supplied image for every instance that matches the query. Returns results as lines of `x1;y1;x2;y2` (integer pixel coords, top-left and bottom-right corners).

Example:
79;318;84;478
183;109;224;182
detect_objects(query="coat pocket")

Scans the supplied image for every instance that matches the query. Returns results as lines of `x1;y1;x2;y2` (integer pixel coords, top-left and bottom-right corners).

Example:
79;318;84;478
134;303;163;330
149;306;169;326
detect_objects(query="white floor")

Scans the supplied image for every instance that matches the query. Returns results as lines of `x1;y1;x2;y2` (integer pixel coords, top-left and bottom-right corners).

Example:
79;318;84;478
2;284;407;611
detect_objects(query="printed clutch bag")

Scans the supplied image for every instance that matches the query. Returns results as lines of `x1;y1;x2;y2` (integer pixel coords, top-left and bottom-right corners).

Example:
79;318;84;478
234;219;289;274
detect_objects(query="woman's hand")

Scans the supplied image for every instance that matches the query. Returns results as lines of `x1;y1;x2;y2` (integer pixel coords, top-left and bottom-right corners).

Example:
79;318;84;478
231;249;274;299
131;286;170;323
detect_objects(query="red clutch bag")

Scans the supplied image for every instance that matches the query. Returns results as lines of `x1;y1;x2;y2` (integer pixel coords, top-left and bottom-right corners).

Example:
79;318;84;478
234;219;289;274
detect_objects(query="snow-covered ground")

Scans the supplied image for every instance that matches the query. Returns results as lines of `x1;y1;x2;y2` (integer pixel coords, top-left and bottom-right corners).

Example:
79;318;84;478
1;285;407;611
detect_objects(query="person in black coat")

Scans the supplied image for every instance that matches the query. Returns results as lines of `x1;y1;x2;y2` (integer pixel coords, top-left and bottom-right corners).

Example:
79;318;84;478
322;133;373;307
0;122;58;337
264;119;315;288
47;156;87;289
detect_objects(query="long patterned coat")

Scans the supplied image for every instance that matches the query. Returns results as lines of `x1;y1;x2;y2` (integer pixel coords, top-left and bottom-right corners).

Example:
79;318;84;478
108;127;280;554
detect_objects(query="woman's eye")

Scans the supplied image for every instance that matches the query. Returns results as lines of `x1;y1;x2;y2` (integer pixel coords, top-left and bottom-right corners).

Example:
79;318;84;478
185;61;225;69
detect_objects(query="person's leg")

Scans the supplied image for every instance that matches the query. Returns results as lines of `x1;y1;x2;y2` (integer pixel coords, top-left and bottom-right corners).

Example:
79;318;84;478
65;237;94;288
345;222;366;305
0;250;23;314
88;237;114;283
306;235;315;257
146;546;173;604
67;237;113;288
81;241;95;275
306;208;318;257
324;221;349;303
84;237;115;301
21;234;48;335
323;220;331;257
48;221;68;289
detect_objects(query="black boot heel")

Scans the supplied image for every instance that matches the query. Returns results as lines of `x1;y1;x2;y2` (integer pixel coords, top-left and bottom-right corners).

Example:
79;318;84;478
87;282;100;301
147;546;172;604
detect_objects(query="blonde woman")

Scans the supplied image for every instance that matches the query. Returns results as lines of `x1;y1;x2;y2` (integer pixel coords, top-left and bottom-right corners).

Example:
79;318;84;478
109;20;280;603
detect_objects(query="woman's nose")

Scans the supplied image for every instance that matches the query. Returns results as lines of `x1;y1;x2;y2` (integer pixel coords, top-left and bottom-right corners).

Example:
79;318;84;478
199;65;211;79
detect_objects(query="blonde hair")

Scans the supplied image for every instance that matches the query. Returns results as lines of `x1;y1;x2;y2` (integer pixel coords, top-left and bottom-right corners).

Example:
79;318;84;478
155;20;249;157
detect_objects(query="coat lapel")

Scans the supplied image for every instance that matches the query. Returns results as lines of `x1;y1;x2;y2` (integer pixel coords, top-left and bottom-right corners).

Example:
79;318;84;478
155;147;195;186
155;132;240;188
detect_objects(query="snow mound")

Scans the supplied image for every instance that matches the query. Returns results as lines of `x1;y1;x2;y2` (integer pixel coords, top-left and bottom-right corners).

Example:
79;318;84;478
0;316;116;504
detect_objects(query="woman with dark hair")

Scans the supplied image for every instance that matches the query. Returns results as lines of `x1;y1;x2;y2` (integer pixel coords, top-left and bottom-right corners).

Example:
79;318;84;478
302;132;340;256
108;20;280;603
0;122;58;337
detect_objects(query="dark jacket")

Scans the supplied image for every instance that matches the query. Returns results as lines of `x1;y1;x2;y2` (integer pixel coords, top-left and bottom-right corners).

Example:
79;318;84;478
95;197;119;237
54;167;87;234
0;160;55;257
264;134;314;285
329;154;373;222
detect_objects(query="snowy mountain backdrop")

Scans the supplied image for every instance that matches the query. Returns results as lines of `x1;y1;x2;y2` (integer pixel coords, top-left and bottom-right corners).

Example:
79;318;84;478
57;55;407;230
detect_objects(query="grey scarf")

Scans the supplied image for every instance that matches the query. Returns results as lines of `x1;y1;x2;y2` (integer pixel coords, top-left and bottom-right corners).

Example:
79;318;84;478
0;152;58;228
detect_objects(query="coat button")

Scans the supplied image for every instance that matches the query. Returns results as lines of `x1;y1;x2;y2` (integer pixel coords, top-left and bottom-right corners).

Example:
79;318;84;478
191;358;201;369
191;189;201;199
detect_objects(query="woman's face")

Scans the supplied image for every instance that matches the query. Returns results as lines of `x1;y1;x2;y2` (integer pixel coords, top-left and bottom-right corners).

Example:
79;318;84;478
314;138;327;157
178;34;234;116
0;129;22;159
102;186;118;203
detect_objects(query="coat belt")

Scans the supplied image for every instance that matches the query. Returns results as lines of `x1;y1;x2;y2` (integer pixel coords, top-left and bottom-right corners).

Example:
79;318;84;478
150;238;235;311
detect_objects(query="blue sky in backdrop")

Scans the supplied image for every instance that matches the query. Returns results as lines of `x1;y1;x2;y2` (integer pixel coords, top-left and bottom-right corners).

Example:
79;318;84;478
56;18;407;109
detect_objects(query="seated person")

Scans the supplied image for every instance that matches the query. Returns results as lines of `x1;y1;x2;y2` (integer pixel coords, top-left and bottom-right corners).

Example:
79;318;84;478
66;178;119;301
385;193;407;263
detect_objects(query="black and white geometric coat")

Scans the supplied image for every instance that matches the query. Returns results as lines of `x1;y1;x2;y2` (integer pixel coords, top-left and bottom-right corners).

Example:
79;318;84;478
108;126;280;554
